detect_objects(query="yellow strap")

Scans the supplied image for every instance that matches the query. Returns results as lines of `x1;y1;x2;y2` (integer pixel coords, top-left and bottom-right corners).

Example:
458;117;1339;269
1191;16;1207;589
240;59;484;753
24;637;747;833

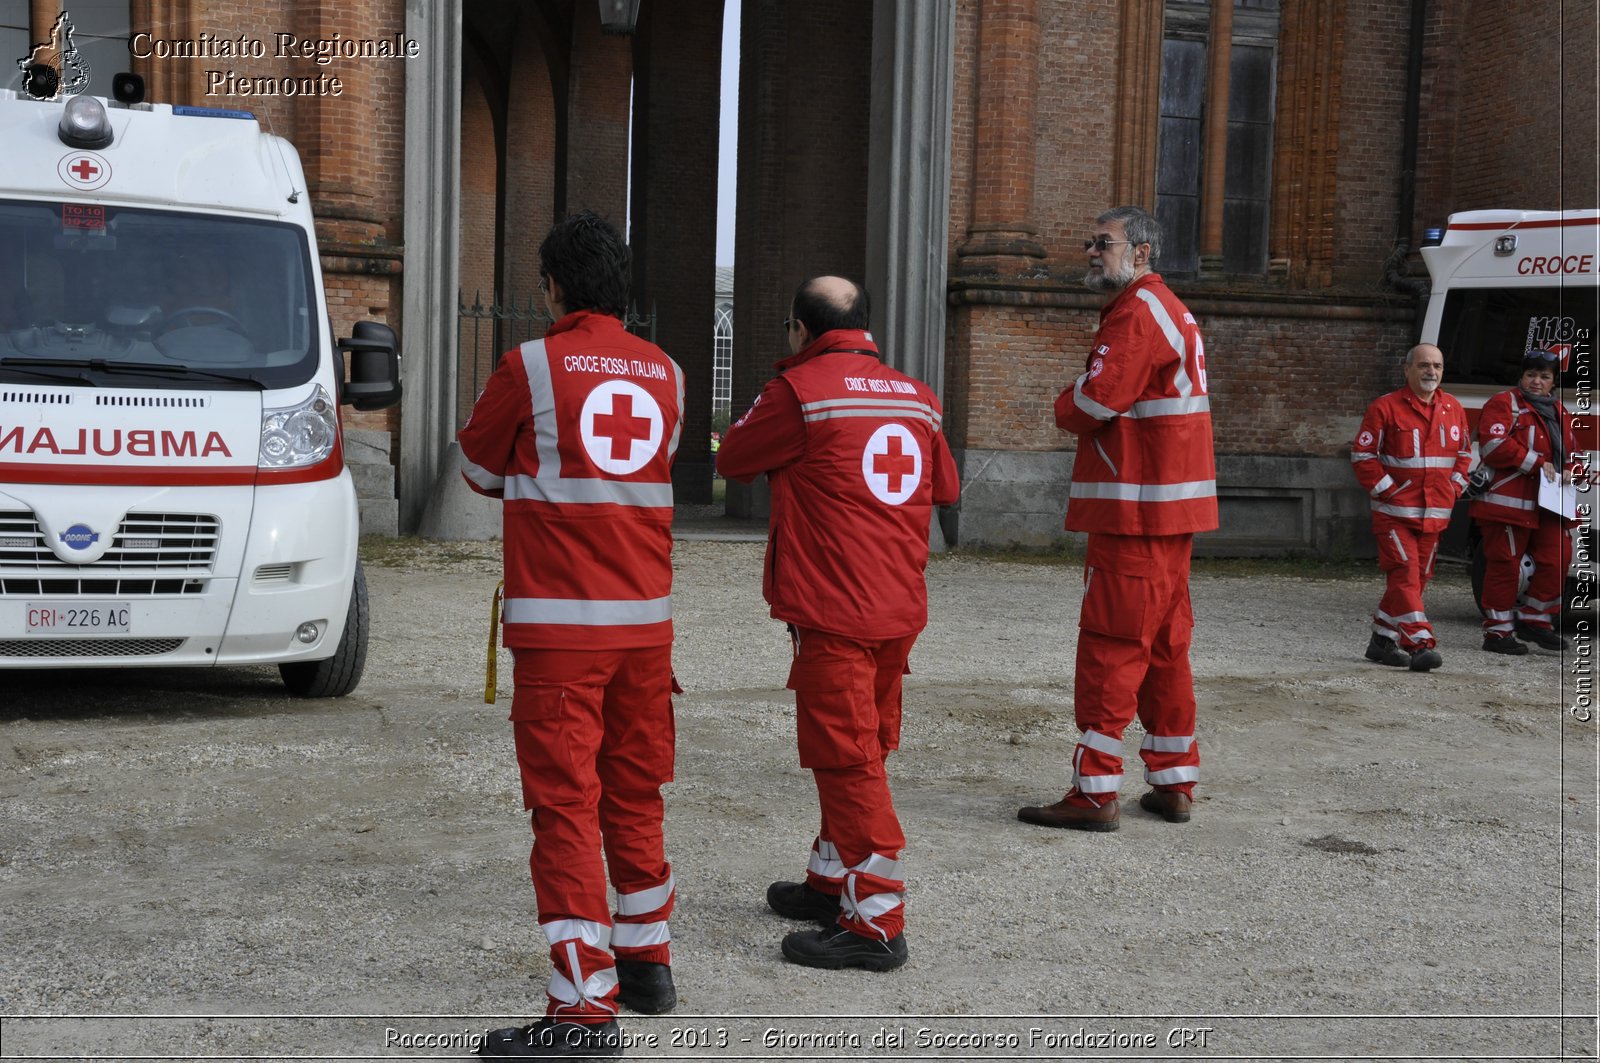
484;579;504;704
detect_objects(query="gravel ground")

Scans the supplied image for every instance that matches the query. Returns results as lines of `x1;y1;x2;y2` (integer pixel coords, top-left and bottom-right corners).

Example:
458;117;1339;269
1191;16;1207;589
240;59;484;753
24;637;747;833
0;531;1595;1062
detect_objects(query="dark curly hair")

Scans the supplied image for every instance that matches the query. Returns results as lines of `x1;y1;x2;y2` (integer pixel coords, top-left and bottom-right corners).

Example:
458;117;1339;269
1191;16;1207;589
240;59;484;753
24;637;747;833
539;211;632;318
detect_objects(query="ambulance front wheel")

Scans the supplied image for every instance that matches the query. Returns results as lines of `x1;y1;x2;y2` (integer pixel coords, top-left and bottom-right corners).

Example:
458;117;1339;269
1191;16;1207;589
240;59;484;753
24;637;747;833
279;562;369;698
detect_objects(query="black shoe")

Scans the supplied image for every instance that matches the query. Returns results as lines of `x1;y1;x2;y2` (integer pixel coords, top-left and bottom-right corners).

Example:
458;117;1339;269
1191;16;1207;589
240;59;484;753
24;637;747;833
780;926;908;971
1365;633;1410;667
616;960;676;1014
478;1018;622;1058
1516;622;1570;652
766;880;842;924
1408;647;1443;672
1483;634;1530;656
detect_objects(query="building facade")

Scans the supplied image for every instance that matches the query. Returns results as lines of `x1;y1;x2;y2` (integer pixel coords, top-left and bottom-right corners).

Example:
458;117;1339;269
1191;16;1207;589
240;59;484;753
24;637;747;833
8;0;1593;552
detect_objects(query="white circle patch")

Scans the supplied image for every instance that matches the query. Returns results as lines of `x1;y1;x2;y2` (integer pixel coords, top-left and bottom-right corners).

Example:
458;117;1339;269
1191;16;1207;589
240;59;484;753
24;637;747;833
58;151;111;191
580;380;664;474
862;423;922;506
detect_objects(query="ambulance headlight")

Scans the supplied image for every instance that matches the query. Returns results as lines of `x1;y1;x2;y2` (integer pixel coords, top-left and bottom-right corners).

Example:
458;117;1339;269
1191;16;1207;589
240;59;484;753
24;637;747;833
59;95;114;149
259;385;338;469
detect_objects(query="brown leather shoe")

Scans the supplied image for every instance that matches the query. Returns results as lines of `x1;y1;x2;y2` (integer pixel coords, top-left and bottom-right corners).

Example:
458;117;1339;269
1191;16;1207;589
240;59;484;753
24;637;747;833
1016;797;1120;832
1138;789;1192;823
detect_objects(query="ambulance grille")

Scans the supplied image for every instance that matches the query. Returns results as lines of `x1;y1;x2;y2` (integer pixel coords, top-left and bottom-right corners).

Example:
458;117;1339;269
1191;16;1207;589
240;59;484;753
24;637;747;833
0;637;185;658
0;390;73;404
0;511;219;583
94;395;208;408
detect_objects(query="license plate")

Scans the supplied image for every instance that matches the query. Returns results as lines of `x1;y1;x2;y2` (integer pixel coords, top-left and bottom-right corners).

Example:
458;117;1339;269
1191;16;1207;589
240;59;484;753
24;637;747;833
26;602;131;634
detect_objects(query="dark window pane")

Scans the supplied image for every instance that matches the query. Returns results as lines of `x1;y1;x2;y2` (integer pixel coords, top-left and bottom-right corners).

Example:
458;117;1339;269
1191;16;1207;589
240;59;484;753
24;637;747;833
1222;198;1268;273
1156;194;1201;275
1437;287;1598;388
1224;121;1272;199
1227;44;1275;123
1157;116;1203;197
1159;39;1207;119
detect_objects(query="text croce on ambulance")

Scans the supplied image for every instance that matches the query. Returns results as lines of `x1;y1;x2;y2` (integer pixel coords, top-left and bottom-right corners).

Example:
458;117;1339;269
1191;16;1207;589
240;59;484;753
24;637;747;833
0;89;400;695
1417;209;1599;617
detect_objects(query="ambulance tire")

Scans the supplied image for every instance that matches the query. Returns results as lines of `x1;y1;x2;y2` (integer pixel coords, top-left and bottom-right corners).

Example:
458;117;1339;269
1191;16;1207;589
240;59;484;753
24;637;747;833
279;563;369;698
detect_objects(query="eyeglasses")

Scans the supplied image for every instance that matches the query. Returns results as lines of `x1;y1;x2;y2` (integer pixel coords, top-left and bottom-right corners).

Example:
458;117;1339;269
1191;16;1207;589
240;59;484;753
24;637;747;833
538;273;549;293
1525;348;1561;363
782;316;798;333
1083;237;1134;253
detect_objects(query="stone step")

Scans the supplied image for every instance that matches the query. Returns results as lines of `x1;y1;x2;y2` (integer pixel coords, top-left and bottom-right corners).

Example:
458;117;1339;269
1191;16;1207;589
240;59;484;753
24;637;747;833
359;496;399;537
348;460;395;498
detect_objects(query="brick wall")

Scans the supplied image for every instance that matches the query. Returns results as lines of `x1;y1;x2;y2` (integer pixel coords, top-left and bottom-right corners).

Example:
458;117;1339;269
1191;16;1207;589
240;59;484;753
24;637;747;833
632;0;724;503
129;0;408;440
947;292;1413;461
566;3;631;225
1332;0;1409;286
458;74;498;429
729;1;872;412
1420;0;1599;215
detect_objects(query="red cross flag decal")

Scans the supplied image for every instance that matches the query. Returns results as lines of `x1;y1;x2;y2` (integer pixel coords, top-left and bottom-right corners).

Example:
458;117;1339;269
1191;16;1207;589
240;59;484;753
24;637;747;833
580;380;664;474
58;151;112;191
861;423;923;506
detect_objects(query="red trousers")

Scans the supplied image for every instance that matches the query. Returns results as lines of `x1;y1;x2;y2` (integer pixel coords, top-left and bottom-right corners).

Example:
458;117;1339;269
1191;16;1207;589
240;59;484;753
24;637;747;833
511;645;676;1021
788;626;914;941
1069;533;1200;802
1478;516;1571;634
1371;516;1441;650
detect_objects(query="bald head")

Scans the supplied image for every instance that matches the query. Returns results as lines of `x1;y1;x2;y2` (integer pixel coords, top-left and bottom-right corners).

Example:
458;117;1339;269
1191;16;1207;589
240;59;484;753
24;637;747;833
789;275;871;346
1403;343;1444;402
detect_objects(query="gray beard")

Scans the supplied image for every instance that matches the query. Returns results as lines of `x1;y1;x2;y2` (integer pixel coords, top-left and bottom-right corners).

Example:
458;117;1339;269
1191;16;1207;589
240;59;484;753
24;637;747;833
1084;257;1136;293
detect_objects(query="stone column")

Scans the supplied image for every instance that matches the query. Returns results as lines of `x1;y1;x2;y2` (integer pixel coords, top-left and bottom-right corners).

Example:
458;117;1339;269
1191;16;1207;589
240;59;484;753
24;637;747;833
954;0;1045;273
865;0;956;395
1198;0;1233;275
399;0;462;531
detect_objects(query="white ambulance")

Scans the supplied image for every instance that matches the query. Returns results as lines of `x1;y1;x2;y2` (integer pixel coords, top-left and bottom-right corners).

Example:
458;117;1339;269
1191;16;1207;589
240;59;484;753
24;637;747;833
0;89;400;696
1417;209;1598;618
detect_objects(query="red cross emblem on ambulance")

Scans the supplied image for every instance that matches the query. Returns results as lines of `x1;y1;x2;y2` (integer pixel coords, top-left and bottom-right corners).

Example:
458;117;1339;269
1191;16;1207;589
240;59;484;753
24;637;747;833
58;151;111;191
580;380;664;474
862;423;922;506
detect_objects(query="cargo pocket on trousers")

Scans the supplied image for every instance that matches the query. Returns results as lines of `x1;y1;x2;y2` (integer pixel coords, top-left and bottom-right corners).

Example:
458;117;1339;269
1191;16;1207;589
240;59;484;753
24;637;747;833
509;686;585;810
1078;564;1150;642
787;659;873;769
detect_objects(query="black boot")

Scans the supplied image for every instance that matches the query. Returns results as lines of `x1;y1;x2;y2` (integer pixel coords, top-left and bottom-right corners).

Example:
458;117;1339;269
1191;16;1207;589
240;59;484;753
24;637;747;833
616;960;676;1014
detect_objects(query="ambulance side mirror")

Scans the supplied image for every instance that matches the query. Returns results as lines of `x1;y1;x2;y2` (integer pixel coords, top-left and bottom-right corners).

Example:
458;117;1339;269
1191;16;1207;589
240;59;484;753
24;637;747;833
337;321;403;411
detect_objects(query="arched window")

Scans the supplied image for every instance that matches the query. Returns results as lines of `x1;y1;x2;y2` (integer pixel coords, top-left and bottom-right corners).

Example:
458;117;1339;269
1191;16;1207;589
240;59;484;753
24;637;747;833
712;302;733;418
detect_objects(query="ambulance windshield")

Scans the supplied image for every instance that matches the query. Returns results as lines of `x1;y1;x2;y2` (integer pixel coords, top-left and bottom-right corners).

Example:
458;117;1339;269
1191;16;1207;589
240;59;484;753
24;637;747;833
0;200;317;389
1435;285;1596;394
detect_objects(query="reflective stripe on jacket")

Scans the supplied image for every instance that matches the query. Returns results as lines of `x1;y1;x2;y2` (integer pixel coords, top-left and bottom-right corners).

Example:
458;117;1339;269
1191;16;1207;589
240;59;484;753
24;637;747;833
1470;388;1581;529
1350;387;1470;533
1056;273;1218;536
458;309;684;649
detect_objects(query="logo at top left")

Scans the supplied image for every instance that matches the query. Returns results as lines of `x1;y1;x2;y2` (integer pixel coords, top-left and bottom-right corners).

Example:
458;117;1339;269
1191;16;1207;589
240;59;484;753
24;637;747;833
17;12;91;101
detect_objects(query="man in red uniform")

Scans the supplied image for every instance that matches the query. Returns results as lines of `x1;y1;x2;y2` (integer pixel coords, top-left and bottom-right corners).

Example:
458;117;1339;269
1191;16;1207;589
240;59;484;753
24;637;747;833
1350;343;1472;672
717;275;960;971
1018;205;1216;833
461;212;684;1059
1471;349;1582;655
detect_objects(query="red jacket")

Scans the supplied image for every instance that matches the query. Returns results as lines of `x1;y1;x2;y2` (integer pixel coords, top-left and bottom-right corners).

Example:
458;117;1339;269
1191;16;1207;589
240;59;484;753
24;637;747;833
1470;387;1581;529
716;329;961;640
458;309;684;650
1350;386;1471;532
1056;273;1218;536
